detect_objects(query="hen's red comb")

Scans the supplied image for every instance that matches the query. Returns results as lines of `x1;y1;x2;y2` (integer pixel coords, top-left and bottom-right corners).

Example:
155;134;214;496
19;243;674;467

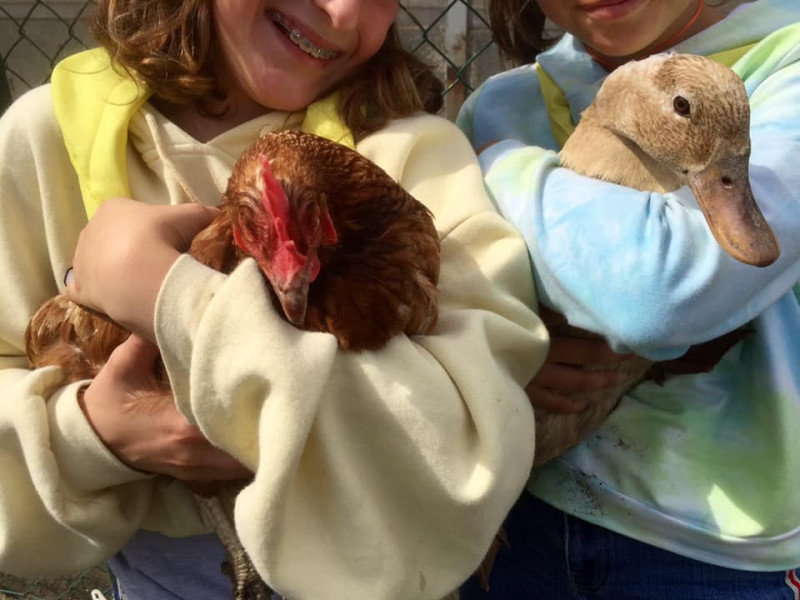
259;156;292;234
258;155;309;279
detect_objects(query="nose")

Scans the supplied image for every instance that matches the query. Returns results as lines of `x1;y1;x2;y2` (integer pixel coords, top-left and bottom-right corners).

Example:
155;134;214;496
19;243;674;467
316;0;360;29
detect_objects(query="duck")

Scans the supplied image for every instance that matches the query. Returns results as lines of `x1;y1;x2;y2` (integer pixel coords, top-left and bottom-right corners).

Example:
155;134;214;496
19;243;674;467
562;52;779;266
533;52;780;466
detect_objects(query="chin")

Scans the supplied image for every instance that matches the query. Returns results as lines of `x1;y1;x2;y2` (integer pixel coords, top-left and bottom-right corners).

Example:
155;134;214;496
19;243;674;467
255;89;327;113
586;30;659;60
592;42;654;61
268;81;336;111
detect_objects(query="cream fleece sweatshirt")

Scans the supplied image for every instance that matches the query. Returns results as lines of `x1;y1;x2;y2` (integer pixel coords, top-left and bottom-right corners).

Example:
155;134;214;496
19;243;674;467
0;83;546;599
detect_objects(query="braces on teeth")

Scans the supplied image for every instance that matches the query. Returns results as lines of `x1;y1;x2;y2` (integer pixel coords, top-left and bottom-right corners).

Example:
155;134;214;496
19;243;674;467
271;12;339;60
288;29;339;60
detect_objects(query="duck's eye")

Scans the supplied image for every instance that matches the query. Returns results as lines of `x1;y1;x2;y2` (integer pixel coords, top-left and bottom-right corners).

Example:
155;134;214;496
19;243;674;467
673;95;691;117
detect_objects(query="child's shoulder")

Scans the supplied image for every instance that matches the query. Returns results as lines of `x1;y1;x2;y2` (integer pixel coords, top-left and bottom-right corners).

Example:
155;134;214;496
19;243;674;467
1;84;61;140
358;113;472;160
480;63;541;96
382;111;467;136
357;112;481;183
4;84;56;118
464;63;543;119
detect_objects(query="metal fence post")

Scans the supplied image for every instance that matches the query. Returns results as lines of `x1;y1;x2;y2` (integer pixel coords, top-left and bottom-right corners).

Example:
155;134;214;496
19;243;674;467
0;56;11;115
445;1;469;121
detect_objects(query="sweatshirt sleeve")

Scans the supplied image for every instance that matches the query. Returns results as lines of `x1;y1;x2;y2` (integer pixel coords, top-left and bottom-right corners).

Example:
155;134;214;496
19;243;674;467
478;58;800;361
0;87;156;576
153;115;546;599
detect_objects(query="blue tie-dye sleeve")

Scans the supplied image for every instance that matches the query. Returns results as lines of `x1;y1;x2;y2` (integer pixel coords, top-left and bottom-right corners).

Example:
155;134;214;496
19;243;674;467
479;61;800;361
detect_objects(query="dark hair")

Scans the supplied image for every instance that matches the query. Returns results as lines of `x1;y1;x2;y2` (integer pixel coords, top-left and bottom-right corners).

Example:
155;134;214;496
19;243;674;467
488;0;561;65
91;0;443;141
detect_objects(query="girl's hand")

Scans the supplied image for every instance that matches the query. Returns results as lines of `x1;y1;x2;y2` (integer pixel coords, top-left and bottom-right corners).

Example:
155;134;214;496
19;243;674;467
79;335;251;483
527;307;631;414
65;198;218;342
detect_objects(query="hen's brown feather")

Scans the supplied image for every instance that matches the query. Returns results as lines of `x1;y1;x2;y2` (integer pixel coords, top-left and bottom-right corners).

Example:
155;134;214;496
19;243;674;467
25;295;130;383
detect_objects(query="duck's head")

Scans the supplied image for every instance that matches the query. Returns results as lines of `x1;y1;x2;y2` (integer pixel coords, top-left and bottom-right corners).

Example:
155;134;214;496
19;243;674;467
590;53;780;267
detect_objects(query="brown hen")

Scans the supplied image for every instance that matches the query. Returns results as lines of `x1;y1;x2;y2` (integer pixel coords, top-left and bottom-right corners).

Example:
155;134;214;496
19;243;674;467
25;130;440;600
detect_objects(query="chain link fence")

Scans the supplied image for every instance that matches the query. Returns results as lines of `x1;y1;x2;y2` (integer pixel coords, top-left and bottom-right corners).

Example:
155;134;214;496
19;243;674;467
0;1;501;598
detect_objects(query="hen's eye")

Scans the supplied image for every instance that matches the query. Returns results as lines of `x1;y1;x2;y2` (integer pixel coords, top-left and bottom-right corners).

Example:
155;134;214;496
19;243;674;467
673;95;691;117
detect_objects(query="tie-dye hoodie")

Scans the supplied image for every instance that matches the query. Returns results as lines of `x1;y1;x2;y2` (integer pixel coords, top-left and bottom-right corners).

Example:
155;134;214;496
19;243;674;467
458;0;800;570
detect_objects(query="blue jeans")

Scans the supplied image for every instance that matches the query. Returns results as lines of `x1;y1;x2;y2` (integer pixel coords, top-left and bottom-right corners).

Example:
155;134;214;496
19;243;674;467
460;492;800;600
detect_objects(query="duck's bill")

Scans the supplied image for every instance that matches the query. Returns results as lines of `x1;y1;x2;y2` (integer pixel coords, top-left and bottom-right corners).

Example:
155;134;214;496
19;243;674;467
687;152;780;267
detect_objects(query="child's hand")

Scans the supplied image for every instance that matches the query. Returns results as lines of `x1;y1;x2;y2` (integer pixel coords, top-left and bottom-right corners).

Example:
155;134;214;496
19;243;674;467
526;307;631;414
79;335;251;482
65;198;218;342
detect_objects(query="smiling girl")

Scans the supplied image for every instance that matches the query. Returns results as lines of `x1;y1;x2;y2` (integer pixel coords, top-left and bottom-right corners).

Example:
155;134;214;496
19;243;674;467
0;1;549;598
458;0;800;598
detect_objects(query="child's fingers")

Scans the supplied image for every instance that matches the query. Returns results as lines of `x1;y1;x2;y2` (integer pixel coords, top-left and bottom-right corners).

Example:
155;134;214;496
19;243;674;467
535;362;627;393
526;384;589;414
102;334;162;384
548;335;632;368
162;203;221;251
526;362;629;413
115;334;161;362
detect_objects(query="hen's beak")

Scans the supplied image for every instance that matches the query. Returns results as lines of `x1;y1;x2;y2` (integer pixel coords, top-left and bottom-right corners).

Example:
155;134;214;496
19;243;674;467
275;283;309;325
687;150;780;267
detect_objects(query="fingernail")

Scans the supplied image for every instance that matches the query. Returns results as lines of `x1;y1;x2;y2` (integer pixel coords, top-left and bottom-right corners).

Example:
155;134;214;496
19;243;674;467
64;267;75;287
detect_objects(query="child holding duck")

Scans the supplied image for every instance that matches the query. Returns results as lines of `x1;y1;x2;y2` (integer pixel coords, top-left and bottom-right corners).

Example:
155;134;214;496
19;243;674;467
459;0;800;598
0;1;553;599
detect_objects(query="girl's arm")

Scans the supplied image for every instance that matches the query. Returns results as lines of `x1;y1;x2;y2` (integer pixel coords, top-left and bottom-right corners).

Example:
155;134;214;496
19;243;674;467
66;115;547;599
0;87;248;576
0;87;160;575
477;60;800;360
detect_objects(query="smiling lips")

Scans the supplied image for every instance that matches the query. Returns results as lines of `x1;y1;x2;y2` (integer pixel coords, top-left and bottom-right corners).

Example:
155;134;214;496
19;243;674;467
269;11;342;60
580;0;645;19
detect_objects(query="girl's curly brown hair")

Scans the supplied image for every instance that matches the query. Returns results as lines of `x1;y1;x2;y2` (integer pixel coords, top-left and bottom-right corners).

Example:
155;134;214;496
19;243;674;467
91;0;443;141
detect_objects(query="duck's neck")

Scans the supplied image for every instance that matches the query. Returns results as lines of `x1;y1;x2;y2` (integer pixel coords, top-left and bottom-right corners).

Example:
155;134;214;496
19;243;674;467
559;113;682;193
